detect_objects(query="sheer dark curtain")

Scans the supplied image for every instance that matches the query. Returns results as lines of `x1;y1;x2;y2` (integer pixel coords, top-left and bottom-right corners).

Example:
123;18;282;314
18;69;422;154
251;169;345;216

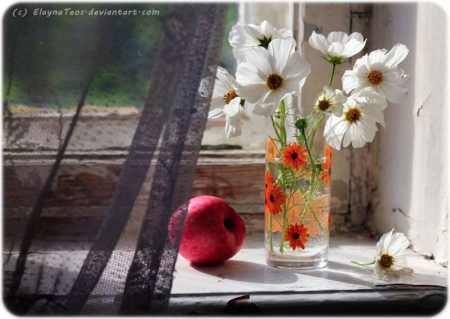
3;2;227;315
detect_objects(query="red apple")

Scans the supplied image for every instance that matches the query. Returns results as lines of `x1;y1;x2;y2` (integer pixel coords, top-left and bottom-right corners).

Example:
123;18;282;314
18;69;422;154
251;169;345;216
169;195;246;265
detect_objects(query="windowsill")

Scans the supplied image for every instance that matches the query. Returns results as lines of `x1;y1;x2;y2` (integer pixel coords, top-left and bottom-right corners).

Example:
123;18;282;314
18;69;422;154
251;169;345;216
168;232;447;315
3;232;447;315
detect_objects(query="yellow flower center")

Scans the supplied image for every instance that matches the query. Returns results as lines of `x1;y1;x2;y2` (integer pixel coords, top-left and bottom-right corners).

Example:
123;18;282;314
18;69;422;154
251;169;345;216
223;90;238;104
345;107;361;124
378;253;394;269
266;73;283;90
368;70;383;85
318;99;331;111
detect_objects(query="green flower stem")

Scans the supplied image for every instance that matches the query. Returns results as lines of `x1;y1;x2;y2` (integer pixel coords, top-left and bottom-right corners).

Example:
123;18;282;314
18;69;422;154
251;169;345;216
307;206;325;232
298;125;326;233
299;183;316;222
306;114;325;142
308;115;325;154
270;100;289;253
329;63;337;87
270;116;283;146
279;201;288;253
278;158;291;253
279;100;287;146
300;126;315;175
351;260;376;266
302;205;325;233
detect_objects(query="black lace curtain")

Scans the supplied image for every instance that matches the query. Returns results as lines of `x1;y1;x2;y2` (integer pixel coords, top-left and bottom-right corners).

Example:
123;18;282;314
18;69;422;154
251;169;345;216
3;2;228;315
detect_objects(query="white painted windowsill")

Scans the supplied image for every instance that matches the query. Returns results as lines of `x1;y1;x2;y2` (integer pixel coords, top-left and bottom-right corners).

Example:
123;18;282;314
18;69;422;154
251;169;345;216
168;232;447;315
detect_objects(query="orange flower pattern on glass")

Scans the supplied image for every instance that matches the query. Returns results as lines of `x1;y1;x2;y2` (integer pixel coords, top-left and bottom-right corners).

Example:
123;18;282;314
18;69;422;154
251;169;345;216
266;139;279;162
281;142;308;170
284;223;310;250
265;182;286;215
321;145;332;187
265;170;275;190
265;190;330;237
326;211;330;232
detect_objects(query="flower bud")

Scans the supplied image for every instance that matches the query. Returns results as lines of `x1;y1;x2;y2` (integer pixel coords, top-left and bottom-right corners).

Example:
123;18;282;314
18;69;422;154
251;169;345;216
295;117;308;130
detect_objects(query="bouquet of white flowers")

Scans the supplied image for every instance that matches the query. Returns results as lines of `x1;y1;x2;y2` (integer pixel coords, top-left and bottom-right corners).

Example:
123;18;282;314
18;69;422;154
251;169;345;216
200;20;410;269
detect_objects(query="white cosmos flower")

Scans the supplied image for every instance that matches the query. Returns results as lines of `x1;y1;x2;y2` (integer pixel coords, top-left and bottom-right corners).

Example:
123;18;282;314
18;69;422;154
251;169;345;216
342;43;410;103
324;88;386;150
309;31;366;63
236;39;311;117
229;20;296;64
314;85;348;117
209;97;242;138
374;229;410;277
199;66;243;138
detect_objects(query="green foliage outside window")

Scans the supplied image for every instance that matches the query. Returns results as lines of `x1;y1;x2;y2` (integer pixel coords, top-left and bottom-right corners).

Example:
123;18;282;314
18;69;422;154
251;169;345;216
3;3;237;110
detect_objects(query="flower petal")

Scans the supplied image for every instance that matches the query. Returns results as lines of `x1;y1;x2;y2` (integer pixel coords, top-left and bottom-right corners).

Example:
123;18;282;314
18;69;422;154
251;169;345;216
209;97;225;111
342;70;362;93
308;31;329;54
208;107;224;119
368;49;388;70
374;262;384;277
377;82;409;104
348;32;364;42
229;22;262;63
281;54;311;85
328;42;346;57
391;254;408;271
324;115;347;150
258;89;284;115
260;20;275;38
343;38;367;57
268;39;295;75
383;43;409;69
244;46;273;76
238;83;269;104
223;98;242;138
379;229;395;254
362;104;385;128
388;233;410;256
327;31;348;43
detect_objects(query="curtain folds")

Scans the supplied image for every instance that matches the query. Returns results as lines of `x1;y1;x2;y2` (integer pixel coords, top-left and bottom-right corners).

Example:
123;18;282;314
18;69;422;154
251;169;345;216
3;3;228;315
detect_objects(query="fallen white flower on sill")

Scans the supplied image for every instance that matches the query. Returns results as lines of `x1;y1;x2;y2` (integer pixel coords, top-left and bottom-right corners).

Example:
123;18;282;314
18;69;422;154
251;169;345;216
351;228;412;278
374;228;411;277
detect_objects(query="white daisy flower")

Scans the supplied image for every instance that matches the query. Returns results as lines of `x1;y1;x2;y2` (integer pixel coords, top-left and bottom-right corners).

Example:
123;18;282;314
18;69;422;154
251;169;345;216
309;31;366;64
342;43;410;103
374;229;411;277
314;85;348;117
229;20;296;64
199;66;243;138
236;39;311;117
324;88;386;150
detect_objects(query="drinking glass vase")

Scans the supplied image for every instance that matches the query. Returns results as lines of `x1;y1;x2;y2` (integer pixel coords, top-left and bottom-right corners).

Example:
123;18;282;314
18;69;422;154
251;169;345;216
264;109;331;269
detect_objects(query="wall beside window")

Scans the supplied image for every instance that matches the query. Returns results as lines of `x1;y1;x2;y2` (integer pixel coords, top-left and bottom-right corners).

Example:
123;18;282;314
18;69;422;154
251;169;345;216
369;2;448;266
